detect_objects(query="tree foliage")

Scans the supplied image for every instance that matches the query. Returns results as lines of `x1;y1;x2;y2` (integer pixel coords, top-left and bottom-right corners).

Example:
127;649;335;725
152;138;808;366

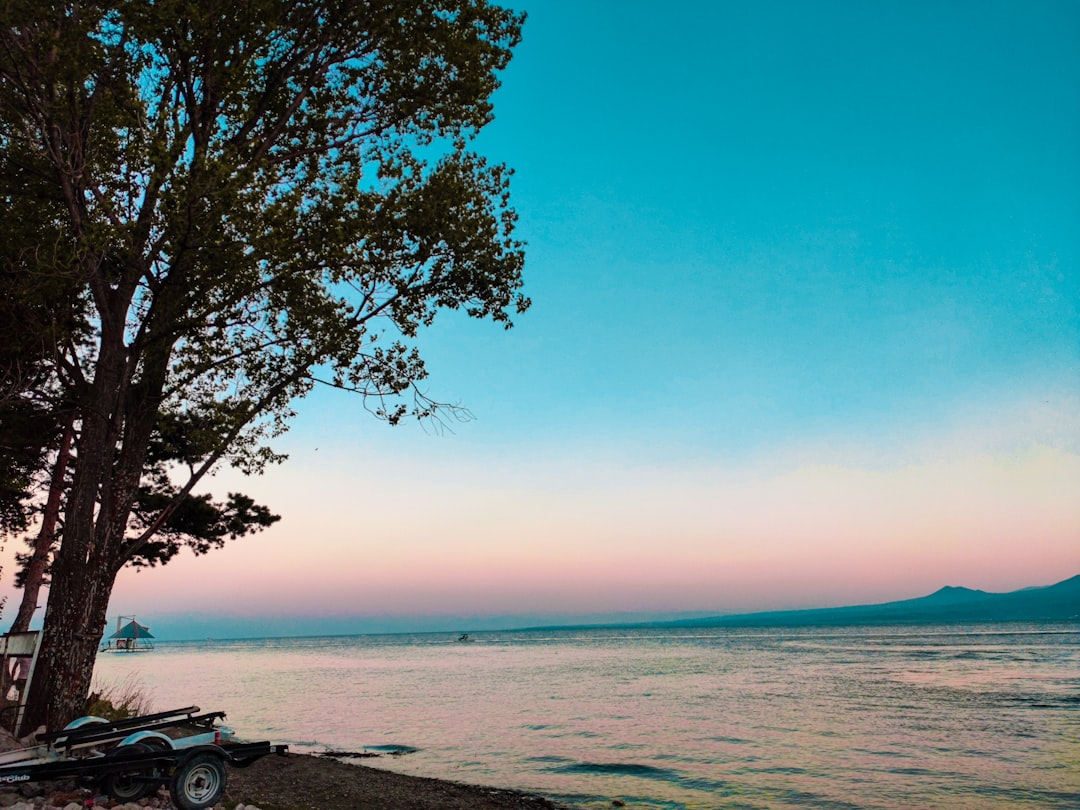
0;0;527;730
10;412;281;586
0;154;80;532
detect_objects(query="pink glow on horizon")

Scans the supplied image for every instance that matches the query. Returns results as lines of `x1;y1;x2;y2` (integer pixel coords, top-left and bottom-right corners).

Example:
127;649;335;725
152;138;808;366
72;439;1079;620
2;404;1077;625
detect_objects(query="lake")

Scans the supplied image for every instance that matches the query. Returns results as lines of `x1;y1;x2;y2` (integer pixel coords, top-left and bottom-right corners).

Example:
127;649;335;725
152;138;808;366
93;623;1080;809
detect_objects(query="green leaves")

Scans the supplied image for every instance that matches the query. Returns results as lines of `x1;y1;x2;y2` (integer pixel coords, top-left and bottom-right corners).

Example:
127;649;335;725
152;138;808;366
129;487;280;566
2;0;526;565
6;0;527;731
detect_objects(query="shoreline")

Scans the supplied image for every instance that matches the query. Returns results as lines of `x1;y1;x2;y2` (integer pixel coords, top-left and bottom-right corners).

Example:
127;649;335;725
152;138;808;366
0;721;571;810
0;749;570;810
222;749;570;810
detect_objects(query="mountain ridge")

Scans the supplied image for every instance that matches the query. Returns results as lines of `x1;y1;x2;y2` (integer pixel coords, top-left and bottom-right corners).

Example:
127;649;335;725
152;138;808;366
662;574;1080;628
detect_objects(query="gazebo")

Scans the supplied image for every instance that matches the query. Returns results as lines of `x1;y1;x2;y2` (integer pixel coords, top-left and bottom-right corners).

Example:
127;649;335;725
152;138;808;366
101;617;155;652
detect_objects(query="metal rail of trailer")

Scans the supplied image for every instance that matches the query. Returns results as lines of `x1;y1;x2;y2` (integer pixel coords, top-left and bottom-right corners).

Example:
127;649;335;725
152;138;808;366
0;707;287;809
33;705;228;752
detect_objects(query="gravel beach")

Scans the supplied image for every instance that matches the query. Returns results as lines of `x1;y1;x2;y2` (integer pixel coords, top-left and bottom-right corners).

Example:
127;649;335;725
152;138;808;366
0;751;568;810
223;750;568;810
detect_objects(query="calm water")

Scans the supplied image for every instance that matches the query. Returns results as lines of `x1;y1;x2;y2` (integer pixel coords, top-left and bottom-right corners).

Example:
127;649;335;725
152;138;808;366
94;624;1080;809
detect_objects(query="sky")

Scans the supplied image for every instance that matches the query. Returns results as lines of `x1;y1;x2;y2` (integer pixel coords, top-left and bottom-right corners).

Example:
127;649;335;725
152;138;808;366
4;0;1079;638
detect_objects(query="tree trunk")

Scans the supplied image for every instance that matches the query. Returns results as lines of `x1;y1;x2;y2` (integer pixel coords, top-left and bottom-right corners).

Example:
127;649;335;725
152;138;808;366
20;306;132;731
9;418;74;634
20;285;173;730
19;562;115;732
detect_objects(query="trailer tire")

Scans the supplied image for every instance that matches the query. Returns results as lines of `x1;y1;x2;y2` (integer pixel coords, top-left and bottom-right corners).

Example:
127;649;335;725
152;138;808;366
102;742;157;802
170;753;226;810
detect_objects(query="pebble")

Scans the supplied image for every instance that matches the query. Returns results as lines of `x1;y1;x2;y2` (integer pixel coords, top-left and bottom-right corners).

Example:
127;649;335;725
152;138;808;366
0;790;262;810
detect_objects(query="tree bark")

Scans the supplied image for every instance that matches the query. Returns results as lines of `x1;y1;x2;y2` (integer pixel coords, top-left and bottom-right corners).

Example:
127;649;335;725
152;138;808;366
21;278;177;729
9;417;74;634
20;298;137;731
19;562;115;733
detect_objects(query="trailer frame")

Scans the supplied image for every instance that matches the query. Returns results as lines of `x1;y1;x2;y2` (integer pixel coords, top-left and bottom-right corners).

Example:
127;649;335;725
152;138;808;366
0;707;287;809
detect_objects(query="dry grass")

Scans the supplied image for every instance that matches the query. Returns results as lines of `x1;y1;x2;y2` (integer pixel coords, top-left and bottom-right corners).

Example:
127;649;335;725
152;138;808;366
85;673;155;720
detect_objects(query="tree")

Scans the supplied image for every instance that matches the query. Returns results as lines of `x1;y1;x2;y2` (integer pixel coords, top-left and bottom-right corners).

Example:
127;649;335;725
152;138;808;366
6;413;72;632
0;73;86;624
0;0;527;730
0;398;59;536
6;411;281;634
0;165;80;534
0;64;276;637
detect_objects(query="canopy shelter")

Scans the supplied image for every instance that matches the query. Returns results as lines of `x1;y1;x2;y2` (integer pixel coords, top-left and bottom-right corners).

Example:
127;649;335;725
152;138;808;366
101;617;154;652
110;620;154;640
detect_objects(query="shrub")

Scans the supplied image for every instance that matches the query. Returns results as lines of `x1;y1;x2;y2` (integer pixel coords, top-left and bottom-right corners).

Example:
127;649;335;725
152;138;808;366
85;675;154;720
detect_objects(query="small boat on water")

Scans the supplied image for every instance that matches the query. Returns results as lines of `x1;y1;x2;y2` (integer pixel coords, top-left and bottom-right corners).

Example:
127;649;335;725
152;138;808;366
100;616;155;653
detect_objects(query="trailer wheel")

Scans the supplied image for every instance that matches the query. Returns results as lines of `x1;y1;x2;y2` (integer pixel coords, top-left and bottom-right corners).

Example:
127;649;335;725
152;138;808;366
102;742;157;802
170;753;226;810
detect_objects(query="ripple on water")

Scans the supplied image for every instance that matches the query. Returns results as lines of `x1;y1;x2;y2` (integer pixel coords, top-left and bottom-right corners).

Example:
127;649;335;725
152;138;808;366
547;761;682;779
363;744;420;755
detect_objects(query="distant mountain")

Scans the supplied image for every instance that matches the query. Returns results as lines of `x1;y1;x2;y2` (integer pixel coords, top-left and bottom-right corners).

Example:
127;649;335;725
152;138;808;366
665;574;1080;627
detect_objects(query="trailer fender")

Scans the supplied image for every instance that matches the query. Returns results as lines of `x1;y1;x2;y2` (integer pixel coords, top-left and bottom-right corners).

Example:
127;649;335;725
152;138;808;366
118;730;173;750
62;716;108;731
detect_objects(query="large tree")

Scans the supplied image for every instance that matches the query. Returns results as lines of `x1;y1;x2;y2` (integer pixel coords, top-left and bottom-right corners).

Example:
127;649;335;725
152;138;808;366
0;0;527;730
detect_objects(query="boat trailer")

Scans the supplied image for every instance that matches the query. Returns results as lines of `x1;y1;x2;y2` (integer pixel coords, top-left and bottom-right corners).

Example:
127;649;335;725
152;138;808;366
0;706;287;809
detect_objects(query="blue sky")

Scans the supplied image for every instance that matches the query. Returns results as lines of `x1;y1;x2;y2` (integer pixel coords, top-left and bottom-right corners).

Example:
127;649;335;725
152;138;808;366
457;0;1078;456
5;0;1079;638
